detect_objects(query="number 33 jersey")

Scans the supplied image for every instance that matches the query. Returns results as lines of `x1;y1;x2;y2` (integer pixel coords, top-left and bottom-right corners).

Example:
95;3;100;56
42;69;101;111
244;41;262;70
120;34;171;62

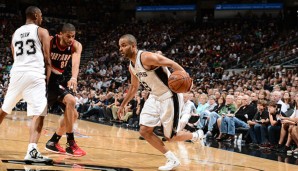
11;24;45;76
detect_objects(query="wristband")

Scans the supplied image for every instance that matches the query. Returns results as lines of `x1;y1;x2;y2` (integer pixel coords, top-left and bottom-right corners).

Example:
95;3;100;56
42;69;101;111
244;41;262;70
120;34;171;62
70;77;77;81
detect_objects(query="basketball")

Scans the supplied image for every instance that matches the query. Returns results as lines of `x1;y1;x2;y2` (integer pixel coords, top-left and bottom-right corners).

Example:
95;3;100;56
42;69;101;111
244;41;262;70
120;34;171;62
168;71;193;93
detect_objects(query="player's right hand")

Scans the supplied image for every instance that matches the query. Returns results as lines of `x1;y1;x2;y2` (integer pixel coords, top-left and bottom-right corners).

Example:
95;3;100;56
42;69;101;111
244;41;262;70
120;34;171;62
67;78;77;93
117;106;125;120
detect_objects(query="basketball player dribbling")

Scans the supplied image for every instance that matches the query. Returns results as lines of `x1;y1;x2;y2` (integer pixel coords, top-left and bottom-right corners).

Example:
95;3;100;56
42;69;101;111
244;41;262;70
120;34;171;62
44;23;86;156
0;6;52;163
117;34;203;170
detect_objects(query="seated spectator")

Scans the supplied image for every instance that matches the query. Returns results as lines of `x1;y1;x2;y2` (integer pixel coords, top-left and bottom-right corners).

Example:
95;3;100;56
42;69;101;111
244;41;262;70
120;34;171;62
208;95;236;139
196;95;218;135
187;94;209;128
265;102;282;148
272;91;288;113
128;90;149;128
200;95;226;137
196;94;209;115
276;94;298;153
234;95;244;110
77;92;89;113
111;92;124;120
250;93;258;109
258;91;267;101
248;100;270;146
282;92;291;110
102;92;116;121
178;92;197;132
80;94;105;121
120;95;137;122
218;95;255;142
102;77;111;92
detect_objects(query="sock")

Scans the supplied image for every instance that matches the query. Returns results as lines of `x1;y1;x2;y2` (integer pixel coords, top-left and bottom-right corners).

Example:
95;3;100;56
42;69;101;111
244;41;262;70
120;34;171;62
66;132;75;143
191;132;198;141
49;132;62;143
164;151;178;161
27;143;37;152
164;151;173;158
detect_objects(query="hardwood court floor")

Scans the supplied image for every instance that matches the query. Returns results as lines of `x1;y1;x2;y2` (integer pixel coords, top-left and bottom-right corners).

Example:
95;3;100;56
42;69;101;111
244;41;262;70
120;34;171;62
0;112;298;171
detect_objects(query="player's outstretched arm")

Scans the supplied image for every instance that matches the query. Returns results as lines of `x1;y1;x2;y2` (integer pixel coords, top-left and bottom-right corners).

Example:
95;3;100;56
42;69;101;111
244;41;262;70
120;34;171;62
117;67;139;119
38;28;51;83
142;52;185;72
68;41;82;91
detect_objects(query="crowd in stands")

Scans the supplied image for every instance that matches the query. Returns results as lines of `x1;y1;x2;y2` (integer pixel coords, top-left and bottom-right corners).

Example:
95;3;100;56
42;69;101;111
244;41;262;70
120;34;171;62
1;3;298;157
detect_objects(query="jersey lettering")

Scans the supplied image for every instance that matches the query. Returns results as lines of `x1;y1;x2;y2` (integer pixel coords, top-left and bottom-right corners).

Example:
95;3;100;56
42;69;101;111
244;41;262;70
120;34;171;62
50;35;72;74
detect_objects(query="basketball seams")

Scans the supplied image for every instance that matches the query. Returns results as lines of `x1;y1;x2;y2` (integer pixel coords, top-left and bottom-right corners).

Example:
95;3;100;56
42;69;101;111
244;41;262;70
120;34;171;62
168;70;192;93
169;77;186;92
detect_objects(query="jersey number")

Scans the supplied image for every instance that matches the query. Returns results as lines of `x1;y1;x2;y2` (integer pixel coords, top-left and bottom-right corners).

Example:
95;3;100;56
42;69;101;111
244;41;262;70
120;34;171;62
15;39;36;56
60;61;68;68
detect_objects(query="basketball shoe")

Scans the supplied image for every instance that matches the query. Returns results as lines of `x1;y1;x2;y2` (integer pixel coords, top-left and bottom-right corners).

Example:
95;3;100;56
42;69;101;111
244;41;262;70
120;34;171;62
191;129;205;146
191;129;204;141
45;141;66;154
24;147;52;163
65;140;86;157
158;151;180;171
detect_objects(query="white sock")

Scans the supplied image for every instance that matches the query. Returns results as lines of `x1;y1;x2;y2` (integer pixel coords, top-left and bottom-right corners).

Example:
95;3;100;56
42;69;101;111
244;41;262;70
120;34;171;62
27;143;37;151
164;151;177;160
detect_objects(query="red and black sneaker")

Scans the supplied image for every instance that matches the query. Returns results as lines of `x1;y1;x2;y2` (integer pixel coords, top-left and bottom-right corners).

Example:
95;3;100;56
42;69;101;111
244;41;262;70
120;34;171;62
45;141;66;154
65;140;86;157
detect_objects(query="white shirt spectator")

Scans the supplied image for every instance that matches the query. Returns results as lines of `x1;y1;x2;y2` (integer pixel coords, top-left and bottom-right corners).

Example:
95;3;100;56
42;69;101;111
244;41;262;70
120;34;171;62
277;99;288;113
75;95;84;108
102;79;111;88
113;64;122;72
99;68;106;77
93;80;103;90
114;75;123;83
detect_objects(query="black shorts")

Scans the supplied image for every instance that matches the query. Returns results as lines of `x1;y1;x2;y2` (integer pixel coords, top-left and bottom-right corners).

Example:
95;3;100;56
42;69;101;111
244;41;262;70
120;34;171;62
47;73;75;108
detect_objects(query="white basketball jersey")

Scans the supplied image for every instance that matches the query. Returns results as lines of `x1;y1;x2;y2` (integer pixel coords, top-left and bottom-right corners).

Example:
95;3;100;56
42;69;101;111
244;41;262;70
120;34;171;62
129;50;172;96
10;24;45;76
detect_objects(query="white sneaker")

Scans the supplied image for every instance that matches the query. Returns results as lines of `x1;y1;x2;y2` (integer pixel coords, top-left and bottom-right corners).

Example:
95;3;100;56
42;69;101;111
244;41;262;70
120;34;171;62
191;129;204;142
197;129;204;140
24;148;53;163
158;158;180;171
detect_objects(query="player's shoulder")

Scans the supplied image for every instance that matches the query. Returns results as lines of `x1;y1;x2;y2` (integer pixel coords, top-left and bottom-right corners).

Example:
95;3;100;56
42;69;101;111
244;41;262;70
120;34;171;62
37;27;50;35
37;26;48;31
141;51;155;58
72;40;82;49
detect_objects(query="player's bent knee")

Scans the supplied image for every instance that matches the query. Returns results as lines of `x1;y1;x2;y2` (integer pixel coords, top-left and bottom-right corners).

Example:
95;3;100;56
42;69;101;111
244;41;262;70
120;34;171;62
64;95;76;107
139;125;153;137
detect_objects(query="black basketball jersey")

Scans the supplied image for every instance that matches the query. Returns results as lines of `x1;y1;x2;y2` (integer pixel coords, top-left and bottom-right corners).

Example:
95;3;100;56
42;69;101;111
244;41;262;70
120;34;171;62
50;35;73;74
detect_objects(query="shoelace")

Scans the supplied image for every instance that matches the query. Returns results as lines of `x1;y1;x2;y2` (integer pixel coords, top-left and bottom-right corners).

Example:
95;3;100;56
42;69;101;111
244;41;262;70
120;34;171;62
71;143;79;151
29;148;44;159
67;141;79;151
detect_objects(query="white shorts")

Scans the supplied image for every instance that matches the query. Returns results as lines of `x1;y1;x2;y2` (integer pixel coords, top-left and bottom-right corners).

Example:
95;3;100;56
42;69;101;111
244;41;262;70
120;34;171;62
140;91;183;138
2;72;47;116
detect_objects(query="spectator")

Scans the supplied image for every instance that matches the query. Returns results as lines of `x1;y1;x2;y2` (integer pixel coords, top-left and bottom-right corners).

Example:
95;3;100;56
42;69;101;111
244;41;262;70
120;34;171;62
248;100;270;146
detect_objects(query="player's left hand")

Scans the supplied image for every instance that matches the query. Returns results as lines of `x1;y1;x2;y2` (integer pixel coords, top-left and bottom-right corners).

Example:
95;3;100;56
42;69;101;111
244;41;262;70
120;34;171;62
67;78;77;93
